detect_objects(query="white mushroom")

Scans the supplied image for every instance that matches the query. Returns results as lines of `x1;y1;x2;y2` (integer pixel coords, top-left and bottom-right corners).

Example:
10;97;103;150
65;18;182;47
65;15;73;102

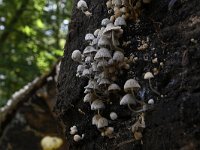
144;72;160;95
83;93;95;103
114;17;126;26
113;51;124;62
70;126;78;135
97;117;108;128
124;79;141;93
85;33;95;45
148;99;154;105
108;83;121;93
110;112;118;120
77;0;92;16
120;94;138;112
92;114;102;126
101;18;112;26
91;100;105;113
94;48;112;61
71;50;82;62
73;134;84;142
98;35;110;48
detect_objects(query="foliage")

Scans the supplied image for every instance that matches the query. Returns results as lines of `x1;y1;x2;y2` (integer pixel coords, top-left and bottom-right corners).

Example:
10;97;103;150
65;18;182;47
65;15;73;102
0;0;73;106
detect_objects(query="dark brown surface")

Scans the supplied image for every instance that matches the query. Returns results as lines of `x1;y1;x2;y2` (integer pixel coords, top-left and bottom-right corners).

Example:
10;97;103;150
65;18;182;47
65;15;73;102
56;0;200;149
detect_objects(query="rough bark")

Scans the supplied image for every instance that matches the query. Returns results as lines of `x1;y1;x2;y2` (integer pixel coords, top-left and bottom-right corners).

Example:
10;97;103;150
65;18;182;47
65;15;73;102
56;0;200;149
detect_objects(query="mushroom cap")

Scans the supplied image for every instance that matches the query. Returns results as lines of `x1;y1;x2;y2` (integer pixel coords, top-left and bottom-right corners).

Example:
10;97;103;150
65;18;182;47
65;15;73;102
70;126;78;135
120;94;137;105
110;112;118;120
103;23;123;36
91;100;105;110
105;127;114;136
101;18;112;26
83;93;95;102
113;51;124;62
77;65;84;73
82;68;91;76
148;99;154;105
85;33;95;41
84;80;98;90
83;46;97;56
71;50;82;62
97;117;108;128
98;35;110;48
108;83;121;91
94;29;100;37
114;17;126;26
144;72;154;79
94;48;112;60
77;0;88;10
98;27;105;37
124;79;141;92
112;0;122;7
98;78;111;86
73;134;82;142
84;88;91;94
92;114;102;125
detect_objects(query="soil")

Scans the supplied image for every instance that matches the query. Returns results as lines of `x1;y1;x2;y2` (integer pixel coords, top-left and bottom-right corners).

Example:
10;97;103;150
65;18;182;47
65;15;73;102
56;0;200;149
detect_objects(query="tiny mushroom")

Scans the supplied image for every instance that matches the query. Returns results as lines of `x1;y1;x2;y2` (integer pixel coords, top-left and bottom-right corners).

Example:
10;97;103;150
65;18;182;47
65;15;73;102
92;114;102;126
114;16;126;26
91;100;105;114
71;50;82;62
97;117;108;129
70;126;78;135
77;0;92;16
73;134;84;142
144;72;160;95
120;94;137;112
110;112;118;120
108;83;121;93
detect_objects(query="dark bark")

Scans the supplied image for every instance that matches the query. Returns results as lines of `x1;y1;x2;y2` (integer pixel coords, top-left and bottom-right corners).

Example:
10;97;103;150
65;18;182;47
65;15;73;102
56;0;200;149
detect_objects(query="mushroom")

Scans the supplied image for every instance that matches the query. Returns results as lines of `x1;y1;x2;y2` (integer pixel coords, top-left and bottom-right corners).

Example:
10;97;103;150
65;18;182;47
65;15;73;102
144;72;160;95
83;93;95;103
110;112;118;120
120;94;137;111
114;17;126;26
85;33;95;45
94;29;100;37
97;117;108;129
103;127;114;138
101;18;112;26
148;99;154;105
108;83;121;93
113;51;124;63
94;48;112;61
92;114;102;126
73;134;84;142
91;100;105;114
98;35;111;48
70;126;78;135
103;23;123;51
77;0;92;16
124;79;141;93
71;50;82;62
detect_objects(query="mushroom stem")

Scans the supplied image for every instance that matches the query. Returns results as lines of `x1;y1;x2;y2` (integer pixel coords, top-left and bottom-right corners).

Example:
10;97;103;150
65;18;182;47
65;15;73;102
111;31;123;51
131;89;143;106
98;109;100;115
148;79;160;96
128;103;137;112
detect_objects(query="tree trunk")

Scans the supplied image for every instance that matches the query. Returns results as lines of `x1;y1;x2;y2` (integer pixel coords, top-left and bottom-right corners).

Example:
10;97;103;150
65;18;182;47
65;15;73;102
56;0;200;149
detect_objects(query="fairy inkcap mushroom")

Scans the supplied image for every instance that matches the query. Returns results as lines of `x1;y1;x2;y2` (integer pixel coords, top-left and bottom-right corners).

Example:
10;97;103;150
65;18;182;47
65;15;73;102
144;72;160;95
83;93;95;103
124;79;141;93
94;29;100;37
85;33;95;45
114;17;126;26
71;50;82;62
70;126;78;135
98;35;110;48
91;100;105;112
77;0;88;11
92;114;102;126
113;51;124;62
97;117;108;128
104;127;114;137
101;18;112;26
98;78;111;86
110;112;118;120
108;83;121;92
120;94;138;112
77;65;84;74
94;48;112;61
73;134;84;142
148;99;154;105
97;60;108;69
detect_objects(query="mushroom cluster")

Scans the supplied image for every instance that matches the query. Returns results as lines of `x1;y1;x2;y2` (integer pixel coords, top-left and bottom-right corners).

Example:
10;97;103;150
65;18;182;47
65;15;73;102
70;0;158;142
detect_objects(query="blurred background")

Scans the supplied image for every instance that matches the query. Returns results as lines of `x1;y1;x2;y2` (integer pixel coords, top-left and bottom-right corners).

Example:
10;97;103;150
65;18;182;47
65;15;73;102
0;0;73;106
